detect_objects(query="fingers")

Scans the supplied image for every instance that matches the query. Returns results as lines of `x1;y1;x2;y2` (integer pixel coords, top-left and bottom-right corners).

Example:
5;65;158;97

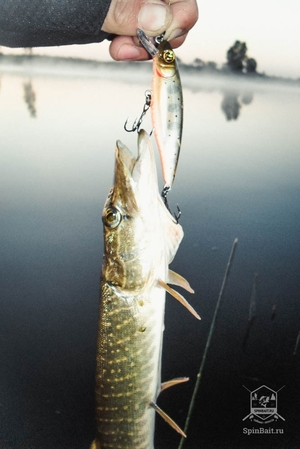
109;36;151;61
109;32;188;61
102;0;172;37
168;33;188;49
165;0;198;42
103;0;198;61
138;1;173;37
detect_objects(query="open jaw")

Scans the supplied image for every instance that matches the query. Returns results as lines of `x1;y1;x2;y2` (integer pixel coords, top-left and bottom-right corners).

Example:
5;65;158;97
113;130;159;212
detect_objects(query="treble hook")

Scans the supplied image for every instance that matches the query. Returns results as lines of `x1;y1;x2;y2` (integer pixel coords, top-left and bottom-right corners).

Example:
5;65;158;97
124;91;151;133
161;185;181;224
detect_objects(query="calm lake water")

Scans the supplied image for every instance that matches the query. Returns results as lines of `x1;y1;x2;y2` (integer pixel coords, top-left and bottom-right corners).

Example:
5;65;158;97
1;59;300;449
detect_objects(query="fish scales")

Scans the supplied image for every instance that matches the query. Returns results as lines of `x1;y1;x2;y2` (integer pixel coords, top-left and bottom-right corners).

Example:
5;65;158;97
95;282;164;448
92;130;186;449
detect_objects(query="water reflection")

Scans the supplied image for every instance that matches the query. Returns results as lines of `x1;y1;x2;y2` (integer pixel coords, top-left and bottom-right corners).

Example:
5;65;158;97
23;79;37;118
221;89;253;120
0;61;261;122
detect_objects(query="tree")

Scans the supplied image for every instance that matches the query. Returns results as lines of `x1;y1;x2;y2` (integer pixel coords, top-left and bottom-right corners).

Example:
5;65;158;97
227;41;247;72
226;41;257;74
206;61;217;71
193;58;205;68
246;57;257;73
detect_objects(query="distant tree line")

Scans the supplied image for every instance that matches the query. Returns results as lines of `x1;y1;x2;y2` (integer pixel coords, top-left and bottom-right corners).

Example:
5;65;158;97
190;40;258;75
0;40;260;77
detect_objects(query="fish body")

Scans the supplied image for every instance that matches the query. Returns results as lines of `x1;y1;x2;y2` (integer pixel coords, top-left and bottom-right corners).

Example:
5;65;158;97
151;40;183;188
92;130;188;449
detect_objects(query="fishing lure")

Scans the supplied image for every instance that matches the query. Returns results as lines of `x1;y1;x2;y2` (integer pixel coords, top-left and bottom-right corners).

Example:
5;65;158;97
136;30;183;192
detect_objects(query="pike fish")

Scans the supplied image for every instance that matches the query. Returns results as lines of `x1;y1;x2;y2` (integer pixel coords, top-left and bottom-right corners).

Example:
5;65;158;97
91;130;199;449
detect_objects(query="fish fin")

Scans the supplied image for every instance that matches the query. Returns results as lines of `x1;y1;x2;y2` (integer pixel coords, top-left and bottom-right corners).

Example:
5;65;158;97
157;279;200;320
150;401;186;438
167;269;194;293
90;440;100;449
161;377;189;392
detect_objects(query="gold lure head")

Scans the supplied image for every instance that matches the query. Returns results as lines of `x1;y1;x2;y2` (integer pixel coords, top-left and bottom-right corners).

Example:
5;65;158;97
163;48;175;63
156;40;177;77
158;41;176;65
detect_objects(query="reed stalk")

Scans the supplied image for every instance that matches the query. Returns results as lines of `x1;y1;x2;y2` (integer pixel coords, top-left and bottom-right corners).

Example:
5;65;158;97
178;238;238;449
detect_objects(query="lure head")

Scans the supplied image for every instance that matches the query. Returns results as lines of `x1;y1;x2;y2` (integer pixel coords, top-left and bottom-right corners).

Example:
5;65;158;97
155;40;177;77
101;130;183;291
136;30;177;76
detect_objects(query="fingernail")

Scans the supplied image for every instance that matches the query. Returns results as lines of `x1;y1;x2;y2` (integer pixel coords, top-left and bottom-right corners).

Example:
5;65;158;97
167;28;183;41
138;2;169;34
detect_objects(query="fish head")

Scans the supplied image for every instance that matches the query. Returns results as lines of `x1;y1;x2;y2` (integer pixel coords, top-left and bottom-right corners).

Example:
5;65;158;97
101;129;183;291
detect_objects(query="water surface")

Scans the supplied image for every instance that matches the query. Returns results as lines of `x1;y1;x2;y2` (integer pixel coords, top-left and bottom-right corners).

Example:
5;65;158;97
1;61;300;448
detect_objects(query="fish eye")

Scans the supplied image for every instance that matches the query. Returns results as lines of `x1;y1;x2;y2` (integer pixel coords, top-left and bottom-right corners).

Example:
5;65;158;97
163;49;175;63
102;206;122;229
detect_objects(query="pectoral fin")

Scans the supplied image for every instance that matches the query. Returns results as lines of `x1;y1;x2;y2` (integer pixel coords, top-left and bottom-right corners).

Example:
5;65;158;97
157;279;200;320
167;269;194;293
161;377;189;392
150;401;186;438
90;439;100;449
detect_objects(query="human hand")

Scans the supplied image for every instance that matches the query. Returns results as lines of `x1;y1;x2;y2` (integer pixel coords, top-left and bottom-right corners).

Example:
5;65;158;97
101;0;198;61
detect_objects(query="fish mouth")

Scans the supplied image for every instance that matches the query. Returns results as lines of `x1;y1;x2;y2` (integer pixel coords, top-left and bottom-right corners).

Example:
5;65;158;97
112;130;159;212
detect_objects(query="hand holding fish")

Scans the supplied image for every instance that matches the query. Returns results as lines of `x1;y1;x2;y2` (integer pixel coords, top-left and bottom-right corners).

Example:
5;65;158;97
103;0;198;61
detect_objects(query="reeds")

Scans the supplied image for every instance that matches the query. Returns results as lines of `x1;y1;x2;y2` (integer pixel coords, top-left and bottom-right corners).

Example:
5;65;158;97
178;238;238;449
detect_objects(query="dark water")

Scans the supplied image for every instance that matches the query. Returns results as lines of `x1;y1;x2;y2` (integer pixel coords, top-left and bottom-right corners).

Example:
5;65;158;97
1;63;300;448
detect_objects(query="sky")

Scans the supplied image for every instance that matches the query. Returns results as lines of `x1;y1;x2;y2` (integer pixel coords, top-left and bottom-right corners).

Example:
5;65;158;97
3;0;300;79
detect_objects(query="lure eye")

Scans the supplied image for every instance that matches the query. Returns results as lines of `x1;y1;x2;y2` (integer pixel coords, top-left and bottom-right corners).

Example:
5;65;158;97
163;49;175;63
102;206;122;229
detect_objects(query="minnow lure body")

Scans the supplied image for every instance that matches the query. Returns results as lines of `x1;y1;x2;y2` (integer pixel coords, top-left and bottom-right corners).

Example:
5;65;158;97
137;30;183;190
151;39;183;189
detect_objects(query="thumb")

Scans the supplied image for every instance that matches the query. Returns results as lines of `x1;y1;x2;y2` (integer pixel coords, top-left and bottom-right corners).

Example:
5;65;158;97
138;1;172;36
102;0;172;37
